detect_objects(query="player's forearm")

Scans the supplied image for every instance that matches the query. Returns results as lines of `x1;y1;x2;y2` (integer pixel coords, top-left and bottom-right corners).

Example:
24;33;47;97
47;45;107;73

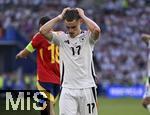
39;16;61;35
16;49;31;59
82;16;101;39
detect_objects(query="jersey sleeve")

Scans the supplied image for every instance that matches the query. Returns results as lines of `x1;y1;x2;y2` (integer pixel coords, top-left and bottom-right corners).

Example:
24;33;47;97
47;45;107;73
25;33;43;52
31;33;43;49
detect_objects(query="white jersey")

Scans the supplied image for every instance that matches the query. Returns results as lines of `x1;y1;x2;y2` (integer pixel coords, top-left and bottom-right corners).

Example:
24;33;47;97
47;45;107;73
51;31;97;89
143;77;150;98
143;41;150;98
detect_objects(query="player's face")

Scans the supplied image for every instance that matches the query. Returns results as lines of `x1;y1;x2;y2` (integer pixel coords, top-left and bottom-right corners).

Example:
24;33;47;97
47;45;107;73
64;19;81;38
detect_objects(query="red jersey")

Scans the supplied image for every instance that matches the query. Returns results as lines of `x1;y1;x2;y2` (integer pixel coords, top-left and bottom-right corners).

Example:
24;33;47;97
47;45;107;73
31;33;60;84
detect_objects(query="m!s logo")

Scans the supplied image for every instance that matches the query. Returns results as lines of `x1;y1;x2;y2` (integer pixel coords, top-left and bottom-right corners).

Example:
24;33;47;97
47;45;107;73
5;90;48;111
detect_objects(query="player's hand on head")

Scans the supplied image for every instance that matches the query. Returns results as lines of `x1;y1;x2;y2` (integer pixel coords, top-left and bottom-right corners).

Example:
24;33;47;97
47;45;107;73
76;8;85;18
59;7;71;19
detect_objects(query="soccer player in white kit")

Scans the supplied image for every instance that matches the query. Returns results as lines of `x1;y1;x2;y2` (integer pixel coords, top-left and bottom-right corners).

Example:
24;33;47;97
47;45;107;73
142;34;150;111
40;7;101;115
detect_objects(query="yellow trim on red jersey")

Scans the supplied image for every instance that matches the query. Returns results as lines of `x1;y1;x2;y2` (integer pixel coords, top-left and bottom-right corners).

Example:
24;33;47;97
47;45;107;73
39;48;44;61
37;74;39;81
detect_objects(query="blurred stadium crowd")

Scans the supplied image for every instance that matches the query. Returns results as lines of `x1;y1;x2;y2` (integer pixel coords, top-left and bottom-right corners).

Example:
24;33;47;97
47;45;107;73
0;0;150;93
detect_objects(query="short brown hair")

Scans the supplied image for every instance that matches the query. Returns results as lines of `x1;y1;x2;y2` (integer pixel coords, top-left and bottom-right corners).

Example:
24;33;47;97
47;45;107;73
63;9;80;21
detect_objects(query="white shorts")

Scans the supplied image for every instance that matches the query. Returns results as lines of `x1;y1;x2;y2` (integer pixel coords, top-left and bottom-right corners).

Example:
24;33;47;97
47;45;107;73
59;87;98;115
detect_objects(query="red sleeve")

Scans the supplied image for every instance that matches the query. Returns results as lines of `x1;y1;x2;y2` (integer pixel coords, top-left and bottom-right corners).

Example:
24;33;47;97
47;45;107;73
31;33;43;49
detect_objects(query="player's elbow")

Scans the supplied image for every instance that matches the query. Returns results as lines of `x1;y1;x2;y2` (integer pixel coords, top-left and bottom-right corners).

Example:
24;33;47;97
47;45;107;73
93;27;101;40
95;27;101;35
39;27;47;36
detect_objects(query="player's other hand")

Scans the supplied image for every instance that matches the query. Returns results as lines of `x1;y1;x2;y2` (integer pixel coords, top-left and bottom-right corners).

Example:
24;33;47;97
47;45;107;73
59;7;71;20
142;97;150;108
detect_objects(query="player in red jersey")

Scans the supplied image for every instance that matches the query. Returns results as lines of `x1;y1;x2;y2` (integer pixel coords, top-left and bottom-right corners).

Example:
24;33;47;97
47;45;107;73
16;16;60;115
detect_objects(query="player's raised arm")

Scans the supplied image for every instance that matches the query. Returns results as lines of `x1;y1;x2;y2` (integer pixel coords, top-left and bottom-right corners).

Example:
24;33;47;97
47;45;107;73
39;7;70;41
76;8;101;40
